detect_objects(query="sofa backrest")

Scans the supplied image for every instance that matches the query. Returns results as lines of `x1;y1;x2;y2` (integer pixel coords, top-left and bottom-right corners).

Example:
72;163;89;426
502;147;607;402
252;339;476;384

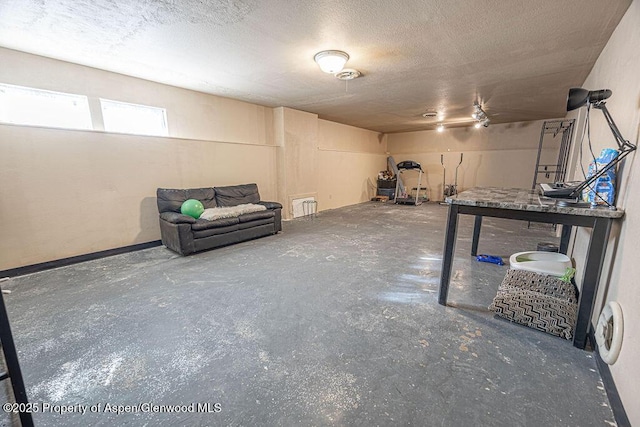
214;183;260;207
156;187;217;213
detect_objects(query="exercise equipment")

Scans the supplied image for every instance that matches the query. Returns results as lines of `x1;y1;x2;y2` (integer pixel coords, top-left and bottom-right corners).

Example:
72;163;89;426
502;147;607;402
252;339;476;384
181;199;205;219
386;156;406;197
394;160;424;206
441;153;464;198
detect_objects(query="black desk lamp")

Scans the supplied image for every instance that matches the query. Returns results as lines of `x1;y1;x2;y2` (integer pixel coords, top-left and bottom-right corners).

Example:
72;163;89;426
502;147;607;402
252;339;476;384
550;88;636;200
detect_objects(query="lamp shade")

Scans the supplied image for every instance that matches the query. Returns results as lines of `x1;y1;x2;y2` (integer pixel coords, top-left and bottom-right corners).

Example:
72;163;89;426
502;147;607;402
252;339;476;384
567;88;612;111
314;50;349;74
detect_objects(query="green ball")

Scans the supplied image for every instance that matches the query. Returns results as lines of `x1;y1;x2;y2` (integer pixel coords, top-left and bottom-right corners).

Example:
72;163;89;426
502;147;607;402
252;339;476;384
181;199;205;219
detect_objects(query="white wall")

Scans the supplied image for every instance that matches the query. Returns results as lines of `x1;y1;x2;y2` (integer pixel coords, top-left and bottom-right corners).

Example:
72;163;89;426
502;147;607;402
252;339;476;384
317;120;387;210
273;112;386;218
273;107;319;219
567;1;640;423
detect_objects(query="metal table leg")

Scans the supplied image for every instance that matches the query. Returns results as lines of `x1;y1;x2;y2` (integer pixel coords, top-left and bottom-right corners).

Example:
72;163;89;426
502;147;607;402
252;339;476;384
573;218;612;349
439;204;460;305
0;291;34;427
560;225;572;254
471;215;482;256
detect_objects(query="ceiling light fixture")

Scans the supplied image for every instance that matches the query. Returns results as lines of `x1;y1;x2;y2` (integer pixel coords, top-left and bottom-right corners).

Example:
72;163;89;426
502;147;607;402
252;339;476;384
335;69;361;80
472;102;490;128
314;50;350;74
437;123;445;132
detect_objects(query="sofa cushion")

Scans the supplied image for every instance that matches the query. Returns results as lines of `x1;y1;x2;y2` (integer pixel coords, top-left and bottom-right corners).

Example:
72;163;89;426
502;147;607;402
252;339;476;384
214;183;260;207
191;217;239;231
157;188;217;213
238;210;275;223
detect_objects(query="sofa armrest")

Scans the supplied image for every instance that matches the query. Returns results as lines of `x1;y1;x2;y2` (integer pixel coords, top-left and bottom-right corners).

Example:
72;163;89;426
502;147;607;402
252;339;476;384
159;219;195;255
258;201;282;233
258;201;283;210
160;212;197;224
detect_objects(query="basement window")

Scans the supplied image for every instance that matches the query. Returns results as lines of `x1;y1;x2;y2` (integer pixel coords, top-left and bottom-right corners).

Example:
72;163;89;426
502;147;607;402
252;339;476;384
100;99;168;137
0;83;92;130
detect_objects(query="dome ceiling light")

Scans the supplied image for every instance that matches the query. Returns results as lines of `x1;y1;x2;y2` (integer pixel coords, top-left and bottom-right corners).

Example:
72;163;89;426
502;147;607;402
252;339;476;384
314;50;350;74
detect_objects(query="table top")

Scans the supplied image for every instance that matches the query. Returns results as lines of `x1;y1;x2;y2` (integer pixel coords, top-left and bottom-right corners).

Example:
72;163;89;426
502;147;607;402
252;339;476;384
446;187;624;218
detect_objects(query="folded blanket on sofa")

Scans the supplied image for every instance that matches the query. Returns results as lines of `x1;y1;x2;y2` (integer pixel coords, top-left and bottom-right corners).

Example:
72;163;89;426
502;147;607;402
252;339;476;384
199;203;266;221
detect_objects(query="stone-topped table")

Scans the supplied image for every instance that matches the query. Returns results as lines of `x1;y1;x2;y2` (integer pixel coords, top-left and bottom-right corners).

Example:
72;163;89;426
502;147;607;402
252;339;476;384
445;186;624;217
439;187;624;349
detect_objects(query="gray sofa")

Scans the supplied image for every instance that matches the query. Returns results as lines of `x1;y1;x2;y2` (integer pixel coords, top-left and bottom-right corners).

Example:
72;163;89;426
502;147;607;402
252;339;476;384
156;183;282;255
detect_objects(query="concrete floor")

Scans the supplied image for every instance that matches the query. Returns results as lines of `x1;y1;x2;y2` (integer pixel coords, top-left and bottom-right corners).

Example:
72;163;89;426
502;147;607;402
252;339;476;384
1;202;615;426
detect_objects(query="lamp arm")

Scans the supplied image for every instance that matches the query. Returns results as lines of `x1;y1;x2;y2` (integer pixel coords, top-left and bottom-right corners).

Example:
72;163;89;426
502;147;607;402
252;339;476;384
594;103;637;151
568;149;633;198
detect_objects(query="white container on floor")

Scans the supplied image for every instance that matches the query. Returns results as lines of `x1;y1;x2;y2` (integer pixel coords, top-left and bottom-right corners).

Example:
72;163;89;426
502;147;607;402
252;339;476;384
509;251;572;277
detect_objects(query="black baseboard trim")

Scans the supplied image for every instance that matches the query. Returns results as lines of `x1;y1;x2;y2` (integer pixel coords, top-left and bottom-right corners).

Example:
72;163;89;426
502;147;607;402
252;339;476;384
589;325;631;427
0;241;163;278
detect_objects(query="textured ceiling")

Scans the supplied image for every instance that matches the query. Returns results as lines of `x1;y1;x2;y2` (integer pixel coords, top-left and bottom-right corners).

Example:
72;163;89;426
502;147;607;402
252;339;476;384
0;0;632;133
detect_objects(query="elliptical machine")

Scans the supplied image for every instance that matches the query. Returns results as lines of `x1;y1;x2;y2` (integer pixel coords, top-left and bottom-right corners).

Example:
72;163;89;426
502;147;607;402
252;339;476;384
441;153;463;199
